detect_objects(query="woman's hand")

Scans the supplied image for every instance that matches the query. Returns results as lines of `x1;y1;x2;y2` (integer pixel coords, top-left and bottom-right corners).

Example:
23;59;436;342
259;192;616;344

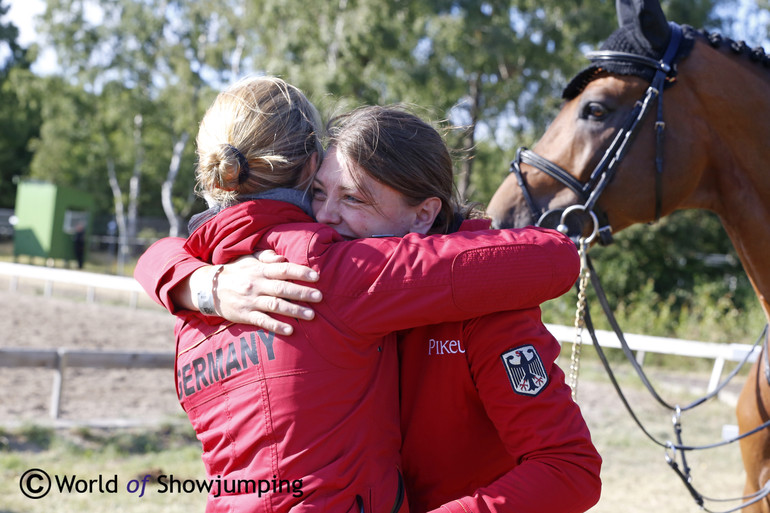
189;251;322;335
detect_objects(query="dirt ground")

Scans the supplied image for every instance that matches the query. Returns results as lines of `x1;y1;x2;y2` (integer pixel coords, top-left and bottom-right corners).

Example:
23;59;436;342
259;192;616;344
0;284;754;512
0;287;181;425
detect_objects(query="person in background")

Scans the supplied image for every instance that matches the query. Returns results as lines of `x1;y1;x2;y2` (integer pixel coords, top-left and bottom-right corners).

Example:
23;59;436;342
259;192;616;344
136;78;588;512
72;223;86;269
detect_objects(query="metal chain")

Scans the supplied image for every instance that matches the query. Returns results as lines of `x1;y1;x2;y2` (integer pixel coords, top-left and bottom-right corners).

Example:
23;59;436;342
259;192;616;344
569;239;591;401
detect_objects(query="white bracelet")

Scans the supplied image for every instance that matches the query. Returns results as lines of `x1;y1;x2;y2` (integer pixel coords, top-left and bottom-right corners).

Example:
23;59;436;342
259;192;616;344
197;265;224;316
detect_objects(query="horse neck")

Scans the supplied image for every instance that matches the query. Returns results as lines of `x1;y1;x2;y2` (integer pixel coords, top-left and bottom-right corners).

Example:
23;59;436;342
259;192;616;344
683;40;770;320
717;220;770;321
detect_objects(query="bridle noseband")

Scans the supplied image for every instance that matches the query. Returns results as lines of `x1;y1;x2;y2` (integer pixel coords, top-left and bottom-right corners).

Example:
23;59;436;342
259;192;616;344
510;22;685;245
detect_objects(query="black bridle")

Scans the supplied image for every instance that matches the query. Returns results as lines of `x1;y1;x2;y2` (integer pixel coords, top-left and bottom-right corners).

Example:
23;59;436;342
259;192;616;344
511;22;685;245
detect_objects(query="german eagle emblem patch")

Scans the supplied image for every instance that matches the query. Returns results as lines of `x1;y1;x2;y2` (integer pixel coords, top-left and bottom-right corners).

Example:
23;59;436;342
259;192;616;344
501;345;548;396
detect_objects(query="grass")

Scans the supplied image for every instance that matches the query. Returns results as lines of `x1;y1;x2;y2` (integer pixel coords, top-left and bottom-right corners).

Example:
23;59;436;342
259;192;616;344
0;355;751;513
1;422;207;513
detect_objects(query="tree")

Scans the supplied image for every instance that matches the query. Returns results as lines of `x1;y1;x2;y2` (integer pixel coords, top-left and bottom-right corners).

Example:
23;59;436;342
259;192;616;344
0;0;40;208
0;1;22;71
713;0;770;45
33;0;234;271
423;0;738;202
246;0;425;111
27;77;104;202
239;0;617;202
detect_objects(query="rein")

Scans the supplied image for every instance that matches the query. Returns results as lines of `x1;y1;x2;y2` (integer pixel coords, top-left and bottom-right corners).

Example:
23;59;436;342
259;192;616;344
579;251;770;512
511;22;684;244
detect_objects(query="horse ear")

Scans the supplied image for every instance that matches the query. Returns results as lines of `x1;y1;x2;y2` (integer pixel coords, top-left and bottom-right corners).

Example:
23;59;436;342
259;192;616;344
615;0;670;53
616;0;639;27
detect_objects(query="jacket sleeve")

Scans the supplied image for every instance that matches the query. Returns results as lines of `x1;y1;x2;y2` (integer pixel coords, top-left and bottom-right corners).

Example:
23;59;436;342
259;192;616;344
288;226;580;337
431;309;602;513
133;237;207;313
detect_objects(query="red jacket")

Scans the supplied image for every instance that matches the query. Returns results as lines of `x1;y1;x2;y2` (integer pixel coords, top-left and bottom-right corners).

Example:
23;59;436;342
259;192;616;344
399;310;601;513
398;222;601;513
136;199;582;512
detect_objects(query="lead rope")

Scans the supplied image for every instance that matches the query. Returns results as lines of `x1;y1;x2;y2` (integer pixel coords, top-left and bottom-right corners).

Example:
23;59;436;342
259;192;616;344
569;238;591;401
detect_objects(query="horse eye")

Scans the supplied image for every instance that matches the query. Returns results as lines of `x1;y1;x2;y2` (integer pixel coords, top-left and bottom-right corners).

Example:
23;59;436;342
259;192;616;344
581;102;608;120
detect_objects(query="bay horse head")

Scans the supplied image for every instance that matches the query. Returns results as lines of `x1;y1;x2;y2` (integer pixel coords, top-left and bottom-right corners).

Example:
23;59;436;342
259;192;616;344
488;0;699;241
488;0;769;251
486;0;770;509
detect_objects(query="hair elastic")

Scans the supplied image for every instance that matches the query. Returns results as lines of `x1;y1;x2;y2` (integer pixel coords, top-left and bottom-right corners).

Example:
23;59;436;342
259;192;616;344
227;144;250;184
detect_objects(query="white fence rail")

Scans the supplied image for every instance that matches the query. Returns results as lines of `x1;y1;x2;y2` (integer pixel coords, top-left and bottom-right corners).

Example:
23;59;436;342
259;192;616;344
545;323;760;394
0;262;761;420
0;261;144;306
0;327;759;420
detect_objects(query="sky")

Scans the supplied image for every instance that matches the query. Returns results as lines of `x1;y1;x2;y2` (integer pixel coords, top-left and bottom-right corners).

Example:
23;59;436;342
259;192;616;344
8;0;44;46
4;0;57;74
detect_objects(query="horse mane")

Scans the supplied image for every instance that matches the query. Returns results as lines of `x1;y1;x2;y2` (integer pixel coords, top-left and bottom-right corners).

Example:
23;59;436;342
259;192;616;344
562;24;770;99
697;28;770;69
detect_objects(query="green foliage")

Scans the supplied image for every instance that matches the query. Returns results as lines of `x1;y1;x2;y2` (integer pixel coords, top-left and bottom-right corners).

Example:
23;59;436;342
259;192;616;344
460;137;514;205
20;0;225;231
0;1;40;208
0;0;25;76
9;424;56;451
8;0;741;219
249;0;427;112
591;211;753;310
0;69;40;207
28;78;102;188
542;210;767;344
3;0;768;341
666;0;723;27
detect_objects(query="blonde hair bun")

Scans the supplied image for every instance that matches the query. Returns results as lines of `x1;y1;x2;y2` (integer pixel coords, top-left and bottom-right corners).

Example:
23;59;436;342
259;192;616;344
195;76;322;207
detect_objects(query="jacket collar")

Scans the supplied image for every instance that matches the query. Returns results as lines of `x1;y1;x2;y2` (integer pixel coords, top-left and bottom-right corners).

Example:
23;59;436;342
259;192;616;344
185;196;315;265
188;188;314;234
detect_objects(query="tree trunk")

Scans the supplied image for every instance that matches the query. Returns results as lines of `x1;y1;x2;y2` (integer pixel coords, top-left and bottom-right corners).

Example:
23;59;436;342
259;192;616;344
231;34;245;77
327;0;348;71
107;157;129;276
457;74;481;201
127;114;143;244
161;132;189;237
